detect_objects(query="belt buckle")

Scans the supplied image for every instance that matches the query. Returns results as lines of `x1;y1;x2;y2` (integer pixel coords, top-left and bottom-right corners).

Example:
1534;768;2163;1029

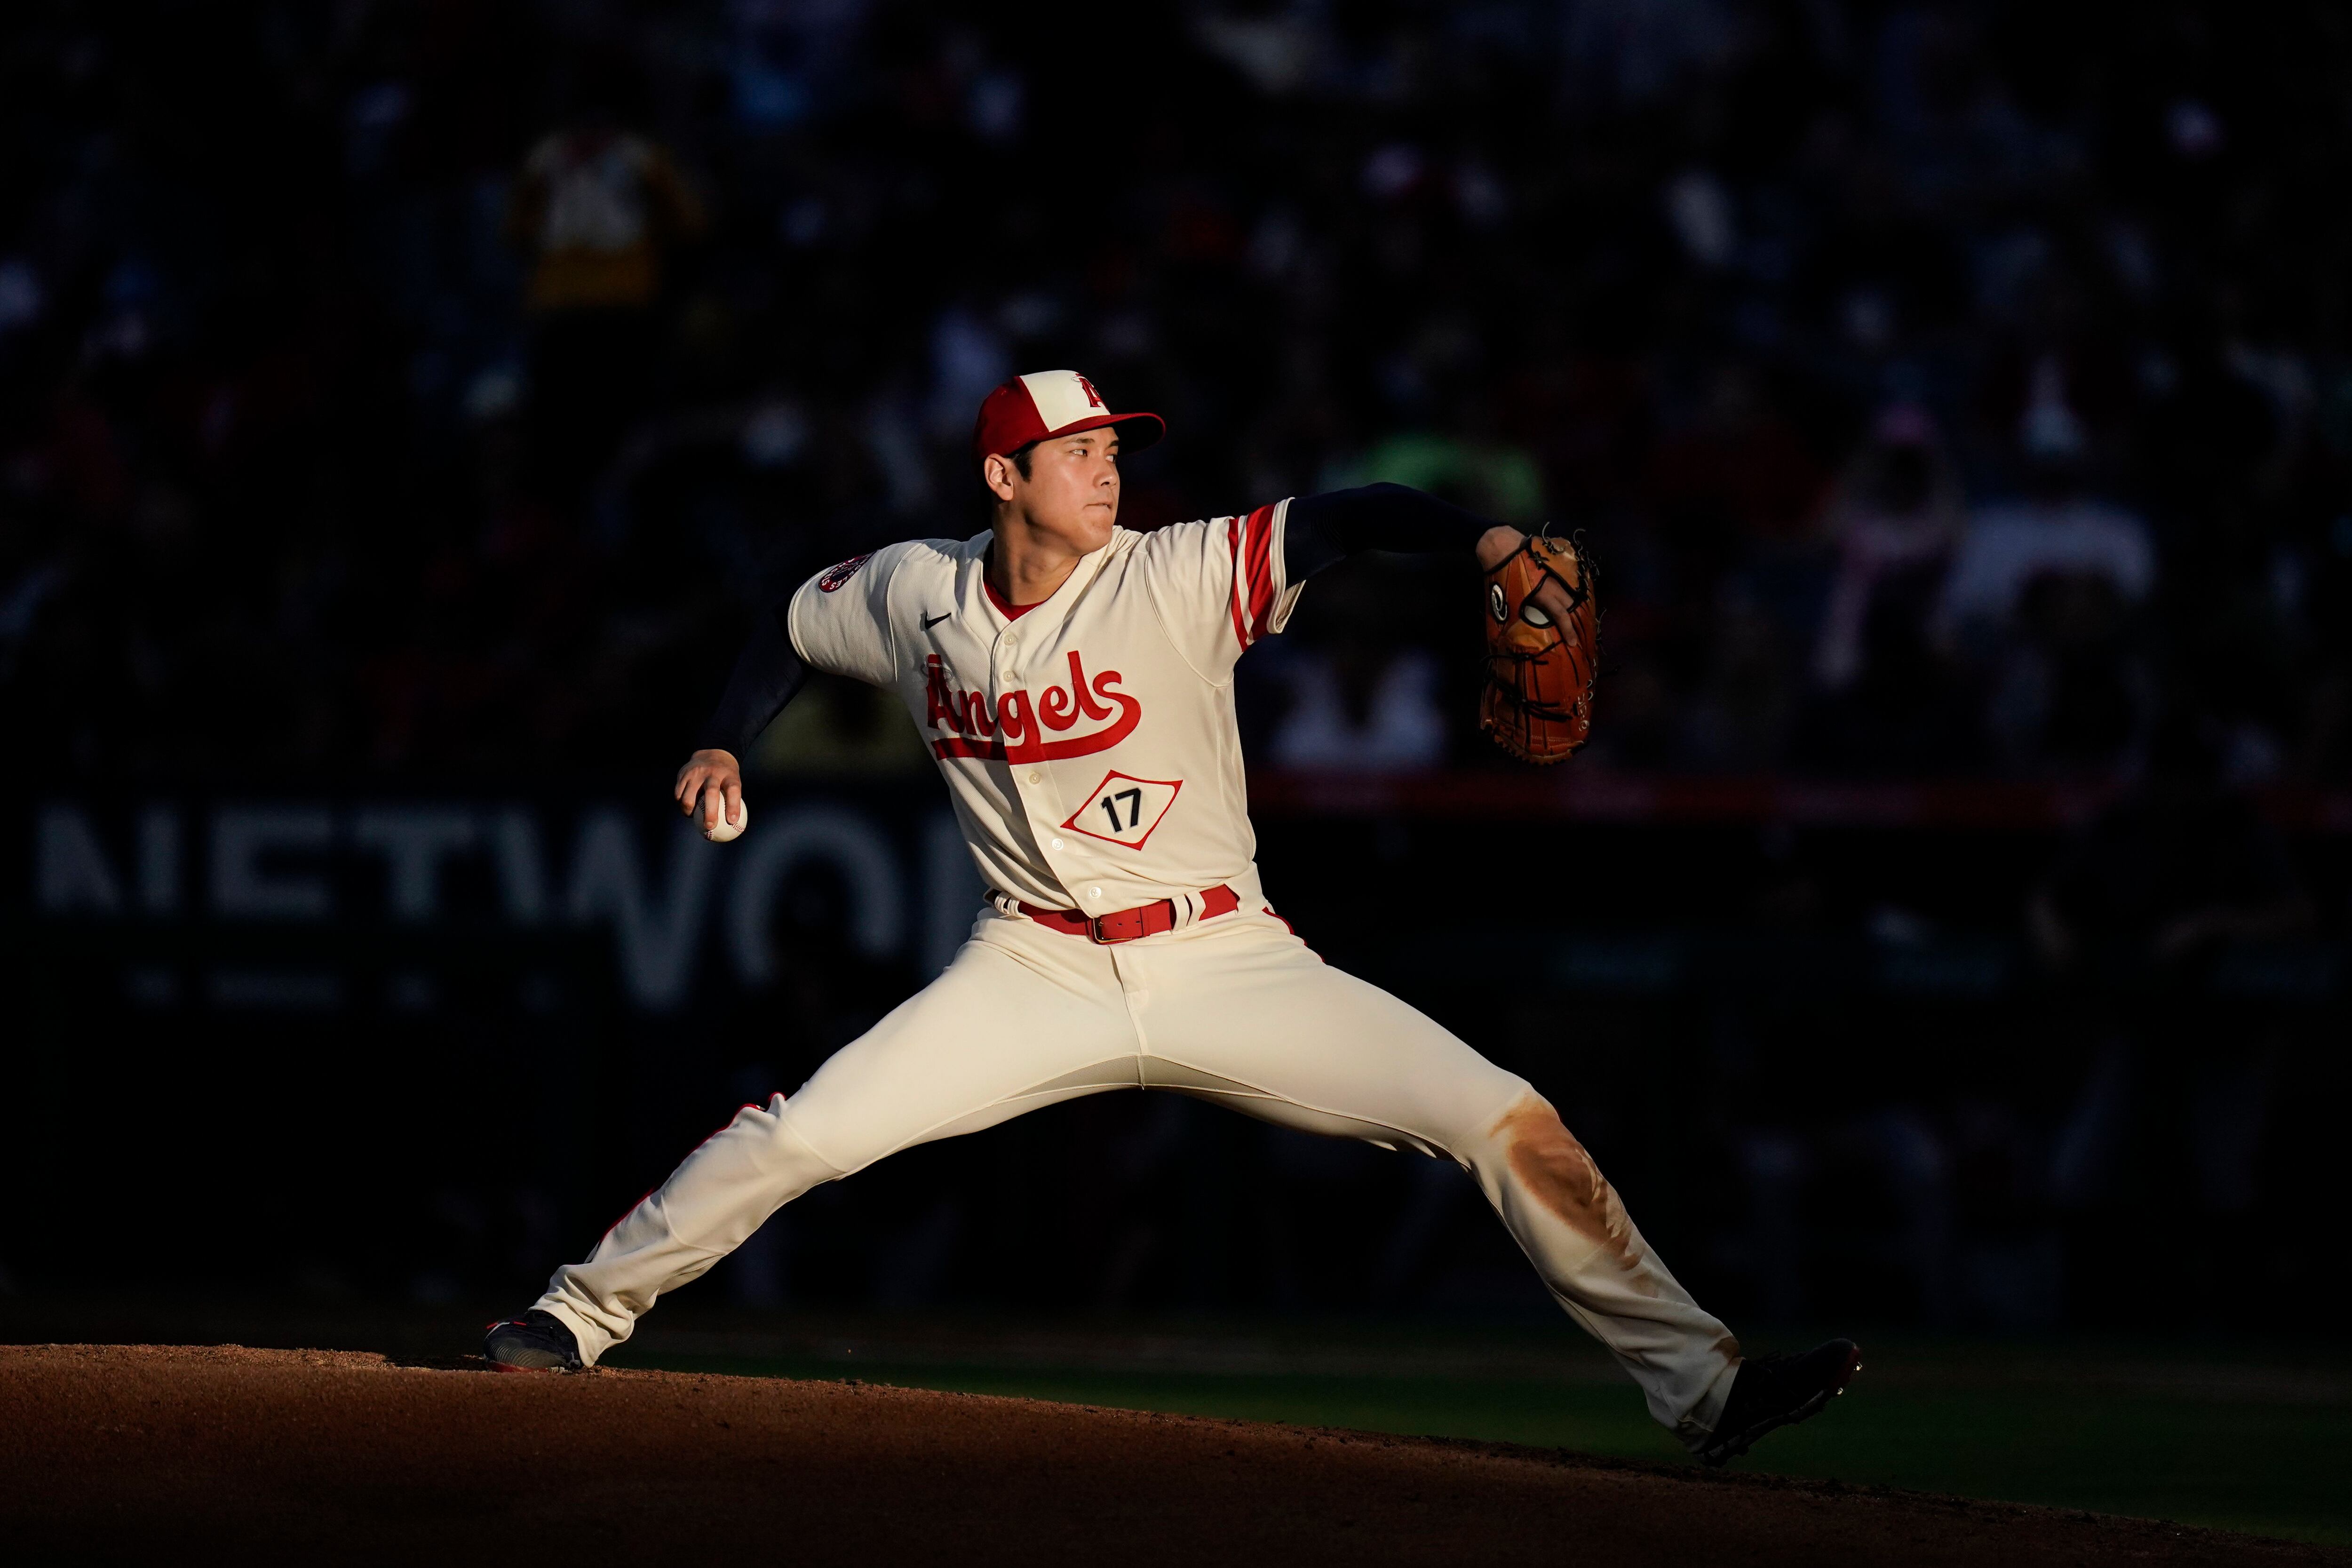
1089;905;1160;944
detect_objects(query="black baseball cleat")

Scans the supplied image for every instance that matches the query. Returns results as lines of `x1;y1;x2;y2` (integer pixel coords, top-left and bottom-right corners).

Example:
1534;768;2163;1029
1694;1338;1862;1467
483;1309;584;1373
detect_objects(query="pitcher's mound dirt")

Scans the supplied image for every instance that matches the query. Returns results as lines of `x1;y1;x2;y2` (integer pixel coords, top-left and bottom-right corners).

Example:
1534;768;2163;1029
0;1345;2336;1567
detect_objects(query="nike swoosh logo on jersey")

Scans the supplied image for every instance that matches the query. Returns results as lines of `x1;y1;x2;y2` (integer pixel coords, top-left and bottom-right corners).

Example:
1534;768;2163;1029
922;612;953;629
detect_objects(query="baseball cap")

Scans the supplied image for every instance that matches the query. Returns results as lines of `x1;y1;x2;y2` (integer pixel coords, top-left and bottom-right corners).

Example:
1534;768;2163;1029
971;370;1165;465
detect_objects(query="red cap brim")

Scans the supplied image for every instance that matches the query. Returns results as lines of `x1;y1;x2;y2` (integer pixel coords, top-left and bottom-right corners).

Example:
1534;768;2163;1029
1039;410;1165;452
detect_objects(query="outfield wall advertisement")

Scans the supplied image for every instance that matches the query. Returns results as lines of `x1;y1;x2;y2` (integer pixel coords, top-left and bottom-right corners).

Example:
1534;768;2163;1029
19;786;984;1013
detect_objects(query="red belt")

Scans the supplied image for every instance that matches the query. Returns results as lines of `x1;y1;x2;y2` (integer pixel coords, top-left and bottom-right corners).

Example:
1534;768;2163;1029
1009;883;1241;944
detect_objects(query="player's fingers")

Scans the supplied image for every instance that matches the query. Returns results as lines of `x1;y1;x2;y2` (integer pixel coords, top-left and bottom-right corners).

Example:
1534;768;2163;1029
699;784;722;833
1531;578;1574;625
1475;524;1525;571
676;766;705;812
722;777;743;827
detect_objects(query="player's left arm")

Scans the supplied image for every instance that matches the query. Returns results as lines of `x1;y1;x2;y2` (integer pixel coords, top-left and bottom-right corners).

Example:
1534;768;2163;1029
1288;483;1596;763
1139;486;1573;683
1284;483;1577;622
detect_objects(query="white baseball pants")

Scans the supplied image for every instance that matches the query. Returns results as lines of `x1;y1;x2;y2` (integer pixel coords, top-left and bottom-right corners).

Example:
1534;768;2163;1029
536;880;1741;1440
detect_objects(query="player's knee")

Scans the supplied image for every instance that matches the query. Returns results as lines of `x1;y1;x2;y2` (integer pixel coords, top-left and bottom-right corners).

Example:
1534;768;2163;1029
719;1093;789;1143
1447;1076;1540;1150
762;1102;859;1180
1423;1077;1533;1172
1481;1089;1587;1171
1481;1088;1640;1260
709;1095;840;1176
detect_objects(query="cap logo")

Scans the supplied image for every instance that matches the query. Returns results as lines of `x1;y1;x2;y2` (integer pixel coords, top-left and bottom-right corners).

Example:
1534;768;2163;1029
1074;373;1106;410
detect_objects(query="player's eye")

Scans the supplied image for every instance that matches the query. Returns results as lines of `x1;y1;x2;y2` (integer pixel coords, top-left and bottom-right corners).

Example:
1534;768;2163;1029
1522;602;1553;627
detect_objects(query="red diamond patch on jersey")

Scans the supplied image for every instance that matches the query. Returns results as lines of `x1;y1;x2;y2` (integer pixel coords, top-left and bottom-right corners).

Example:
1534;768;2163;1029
816;553;873;592
1062;772;1181;850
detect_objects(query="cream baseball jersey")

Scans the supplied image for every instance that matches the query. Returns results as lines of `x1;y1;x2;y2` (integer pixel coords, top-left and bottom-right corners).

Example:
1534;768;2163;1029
787;504;1301;915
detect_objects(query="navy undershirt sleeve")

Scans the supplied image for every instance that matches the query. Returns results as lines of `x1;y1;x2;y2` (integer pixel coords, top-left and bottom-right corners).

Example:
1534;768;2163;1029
692;603;809;756
1282;482;1499;582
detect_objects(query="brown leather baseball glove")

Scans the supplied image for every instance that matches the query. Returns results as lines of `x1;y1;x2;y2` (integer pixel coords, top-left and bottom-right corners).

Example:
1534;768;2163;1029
1479;532;1597;764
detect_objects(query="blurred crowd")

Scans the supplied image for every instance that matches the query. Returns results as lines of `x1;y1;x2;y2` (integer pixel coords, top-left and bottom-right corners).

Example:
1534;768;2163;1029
5;0;2352;783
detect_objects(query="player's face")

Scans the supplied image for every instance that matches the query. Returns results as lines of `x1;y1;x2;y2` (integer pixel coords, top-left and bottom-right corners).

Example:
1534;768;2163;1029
998;429;1120;551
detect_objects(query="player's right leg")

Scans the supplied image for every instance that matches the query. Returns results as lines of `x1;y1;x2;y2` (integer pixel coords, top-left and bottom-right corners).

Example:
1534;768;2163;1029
1119;908;1769;1448
520;913;1141;1365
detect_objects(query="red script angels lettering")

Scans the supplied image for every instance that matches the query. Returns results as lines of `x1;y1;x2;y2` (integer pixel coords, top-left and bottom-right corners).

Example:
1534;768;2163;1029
925;649;1142;762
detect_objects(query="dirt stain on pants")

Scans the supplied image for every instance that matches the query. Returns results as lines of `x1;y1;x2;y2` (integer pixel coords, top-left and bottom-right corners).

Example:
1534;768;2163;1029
1493;1093;1664;1299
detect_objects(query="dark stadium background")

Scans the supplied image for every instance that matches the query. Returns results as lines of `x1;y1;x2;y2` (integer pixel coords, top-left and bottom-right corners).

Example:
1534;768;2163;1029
1;0;2348;1540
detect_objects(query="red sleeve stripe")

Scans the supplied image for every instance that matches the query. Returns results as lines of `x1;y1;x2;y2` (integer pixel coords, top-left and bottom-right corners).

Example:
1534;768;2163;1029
1229;504;1279;649
1226;515;1250;649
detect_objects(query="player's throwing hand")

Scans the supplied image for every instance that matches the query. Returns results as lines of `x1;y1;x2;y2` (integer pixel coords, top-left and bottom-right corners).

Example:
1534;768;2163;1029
674;747;747;842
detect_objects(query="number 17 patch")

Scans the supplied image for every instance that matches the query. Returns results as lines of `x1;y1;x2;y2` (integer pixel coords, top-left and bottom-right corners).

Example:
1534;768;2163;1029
1062;771;1182;850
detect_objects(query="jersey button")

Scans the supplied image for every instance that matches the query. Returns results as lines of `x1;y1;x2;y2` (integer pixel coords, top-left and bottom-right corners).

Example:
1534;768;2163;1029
1089;887;1101;899
1049;837;1065;851
1025;771;1041;785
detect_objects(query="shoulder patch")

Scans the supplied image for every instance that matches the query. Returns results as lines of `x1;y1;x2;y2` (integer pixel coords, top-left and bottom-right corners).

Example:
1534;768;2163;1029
815;553;874;593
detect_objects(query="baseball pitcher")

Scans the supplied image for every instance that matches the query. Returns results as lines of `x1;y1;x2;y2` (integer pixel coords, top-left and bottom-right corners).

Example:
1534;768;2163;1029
486;370;1859;1465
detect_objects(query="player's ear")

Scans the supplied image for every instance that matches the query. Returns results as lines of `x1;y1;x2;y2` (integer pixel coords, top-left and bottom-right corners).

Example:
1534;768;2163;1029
982;452;1020;502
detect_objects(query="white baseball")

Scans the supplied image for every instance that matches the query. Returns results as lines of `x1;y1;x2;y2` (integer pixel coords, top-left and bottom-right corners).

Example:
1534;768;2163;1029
700;788;748;844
